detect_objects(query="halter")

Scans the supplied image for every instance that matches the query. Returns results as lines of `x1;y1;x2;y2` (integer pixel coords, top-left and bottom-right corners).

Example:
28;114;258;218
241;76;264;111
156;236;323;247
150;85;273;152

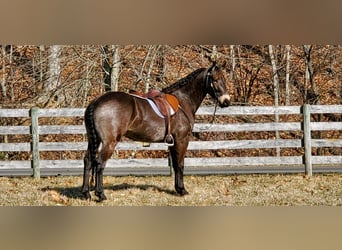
205;64;219;101
205;64;219;123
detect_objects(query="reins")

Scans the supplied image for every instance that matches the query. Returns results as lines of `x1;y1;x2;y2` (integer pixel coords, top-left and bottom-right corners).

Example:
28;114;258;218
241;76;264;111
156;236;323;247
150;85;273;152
211;102;219;124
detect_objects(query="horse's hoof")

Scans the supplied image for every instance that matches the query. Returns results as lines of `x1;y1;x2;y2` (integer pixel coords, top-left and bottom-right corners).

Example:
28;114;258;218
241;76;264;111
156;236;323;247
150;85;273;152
82;191;91;200
176;188;189;196
95;191;107;201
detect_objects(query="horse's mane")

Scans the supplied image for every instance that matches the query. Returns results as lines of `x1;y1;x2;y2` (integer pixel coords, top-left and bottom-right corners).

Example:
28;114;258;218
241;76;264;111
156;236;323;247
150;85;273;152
162;68;205;94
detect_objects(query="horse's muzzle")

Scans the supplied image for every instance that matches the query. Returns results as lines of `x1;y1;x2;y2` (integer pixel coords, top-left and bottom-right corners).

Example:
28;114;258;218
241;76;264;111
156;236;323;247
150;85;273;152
218;94;230;107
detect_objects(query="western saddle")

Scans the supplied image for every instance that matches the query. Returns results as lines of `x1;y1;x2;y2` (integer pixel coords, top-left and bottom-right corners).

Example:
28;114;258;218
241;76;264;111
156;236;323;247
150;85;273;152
129;89;179;146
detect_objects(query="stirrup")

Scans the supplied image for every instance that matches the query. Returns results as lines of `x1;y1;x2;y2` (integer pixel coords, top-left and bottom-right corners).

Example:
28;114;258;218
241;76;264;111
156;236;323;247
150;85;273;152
164;134;174;146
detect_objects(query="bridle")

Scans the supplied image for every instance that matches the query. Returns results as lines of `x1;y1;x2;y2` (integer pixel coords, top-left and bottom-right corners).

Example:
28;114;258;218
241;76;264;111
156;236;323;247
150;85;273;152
177;66;219;131
205;65;219;101
176;65;225;140
204;65;220;123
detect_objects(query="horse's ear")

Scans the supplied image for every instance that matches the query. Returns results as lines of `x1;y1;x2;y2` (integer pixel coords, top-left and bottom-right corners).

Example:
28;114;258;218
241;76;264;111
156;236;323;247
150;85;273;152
214;60;226;69
208;61;217;72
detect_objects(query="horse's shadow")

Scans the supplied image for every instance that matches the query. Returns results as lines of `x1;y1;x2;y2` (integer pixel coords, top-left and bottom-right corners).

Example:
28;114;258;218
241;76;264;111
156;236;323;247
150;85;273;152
42;182;177;200
108;182;177;196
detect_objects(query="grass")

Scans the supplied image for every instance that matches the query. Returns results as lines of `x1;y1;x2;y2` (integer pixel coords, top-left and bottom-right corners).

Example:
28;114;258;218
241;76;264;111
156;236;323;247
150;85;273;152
0;174;341;206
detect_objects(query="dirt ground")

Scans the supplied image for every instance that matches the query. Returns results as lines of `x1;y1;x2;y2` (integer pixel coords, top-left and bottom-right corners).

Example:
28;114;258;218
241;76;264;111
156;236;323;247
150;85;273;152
0;174;341;206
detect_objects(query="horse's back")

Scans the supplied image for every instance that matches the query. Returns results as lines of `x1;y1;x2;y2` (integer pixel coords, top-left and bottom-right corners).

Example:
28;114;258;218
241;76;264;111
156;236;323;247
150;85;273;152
85;91;171;142
92;91;134;107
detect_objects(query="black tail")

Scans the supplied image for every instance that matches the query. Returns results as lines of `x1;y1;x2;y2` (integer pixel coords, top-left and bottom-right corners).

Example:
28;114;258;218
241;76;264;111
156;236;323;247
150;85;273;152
85;102;99;184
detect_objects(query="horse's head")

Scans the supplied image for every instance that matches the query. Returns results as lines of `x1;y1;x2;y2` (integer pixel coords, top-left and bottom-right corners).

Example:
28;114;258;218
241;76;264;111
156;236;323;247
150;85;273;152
206;61;230;108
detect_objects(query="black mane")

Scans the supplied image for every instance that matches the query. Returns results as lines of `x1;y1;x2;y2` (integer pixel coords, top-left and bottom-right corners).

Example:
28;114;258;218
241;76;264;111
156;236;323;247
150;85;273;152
162;68;205;93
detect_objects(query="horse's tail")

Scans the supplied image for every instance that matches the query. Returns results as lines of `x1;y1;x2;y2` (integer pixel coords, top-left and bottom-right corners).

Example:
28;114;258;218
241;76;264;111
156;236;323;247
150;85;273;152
85;102;99;184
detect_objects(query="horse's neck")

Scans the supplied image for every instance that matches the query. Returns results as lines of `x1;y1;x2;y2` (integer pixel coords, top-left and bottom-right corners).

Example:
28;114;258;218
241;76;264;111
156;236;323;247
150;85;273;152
173;72;207;115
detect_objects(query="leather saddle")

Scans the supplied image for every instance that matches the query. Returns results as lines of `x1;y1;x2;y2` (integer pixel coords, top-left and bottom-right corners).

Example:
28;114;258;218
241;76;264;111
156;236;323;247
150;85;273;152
129;89;179;146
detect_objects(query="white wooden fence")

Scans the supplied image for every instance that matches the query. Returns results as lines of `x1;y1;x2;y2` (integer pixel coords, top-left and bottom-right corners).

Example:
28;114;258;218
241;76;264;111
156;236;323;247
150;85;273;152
0;105;341;177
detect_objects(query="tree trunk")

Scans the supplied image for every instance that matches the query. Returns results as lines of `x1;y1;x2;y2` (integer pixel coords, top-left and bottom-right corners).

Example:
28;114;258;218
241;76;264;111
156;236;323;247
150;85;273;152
303;45;319;104
45;45;61;91
1;46;7;100
8;45;14;102
102;45;121;92
211;45;218;61
156;45;166;84
303;45;322;155
285;45;291;105
145;45;161;93
229;45;235;81
234;45;243;103
111;45;120;91
39;45;44;84
269;45;280;106
102;45;111;92
268;45;280;157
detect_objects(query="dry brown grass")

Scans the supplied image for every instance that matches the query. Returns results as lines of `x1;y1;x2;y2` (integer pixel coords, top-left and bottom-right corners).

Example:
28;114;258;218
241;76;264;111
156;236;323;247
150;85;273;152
0;174;341;206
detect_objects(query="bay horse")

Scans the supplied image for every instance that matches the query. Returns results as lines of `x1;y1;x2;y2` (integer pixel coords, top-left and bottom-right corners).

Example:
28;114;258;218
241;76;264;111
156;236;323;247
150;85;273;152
82;62;230;201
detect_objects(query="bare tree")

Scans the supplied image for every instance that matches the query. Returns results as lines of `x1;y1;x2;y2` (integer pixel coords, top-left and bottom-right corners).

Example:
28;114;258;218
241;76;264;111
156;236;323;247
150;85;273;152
111;45;120;91
155;45;167;84
232;45;263;105
268;45;280;106
285;45;291;105
229;45;236;81
102;45;112;92
39;45;45;84
7;45;14;102
145;45;161;92
45;45;62;91
1;46;7;100
268;45;280;156
102;45;121;92
1;45;341;109
211;45;218;61
303;45;320;104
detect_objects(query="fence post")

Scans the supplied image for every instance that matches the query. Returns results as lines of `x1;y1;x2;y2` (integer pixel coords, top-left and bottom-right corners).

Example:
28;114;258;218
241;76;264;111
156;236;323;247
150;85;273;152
303;104;312;176
30;107;40;179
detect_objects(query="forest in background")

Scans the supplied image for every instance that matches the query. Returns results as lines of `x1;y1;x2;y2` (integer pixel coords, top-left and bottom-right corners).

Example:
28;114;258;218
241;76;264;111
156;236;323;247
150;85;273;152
0;45;341;161
0;45;341;109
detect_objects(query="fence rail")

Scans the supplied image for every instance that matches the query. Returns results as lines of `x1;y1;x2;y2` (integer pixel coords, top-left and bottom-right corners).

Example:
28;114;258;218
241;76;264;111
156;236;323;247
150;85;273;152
0;105;341;177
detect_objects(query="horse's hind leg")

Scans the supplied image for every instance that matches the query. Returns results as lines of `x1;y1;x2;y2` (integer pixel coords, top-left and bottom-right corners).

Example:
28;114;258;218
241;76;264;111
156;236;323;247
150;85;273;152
82;149;92;200
95;139;116;201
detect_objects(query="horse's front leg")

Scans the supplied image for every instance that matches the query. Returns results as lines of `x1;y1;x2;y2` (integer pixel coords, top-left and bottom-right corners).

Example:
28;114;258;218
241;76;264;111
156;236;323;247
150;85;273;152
169;139;189;196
